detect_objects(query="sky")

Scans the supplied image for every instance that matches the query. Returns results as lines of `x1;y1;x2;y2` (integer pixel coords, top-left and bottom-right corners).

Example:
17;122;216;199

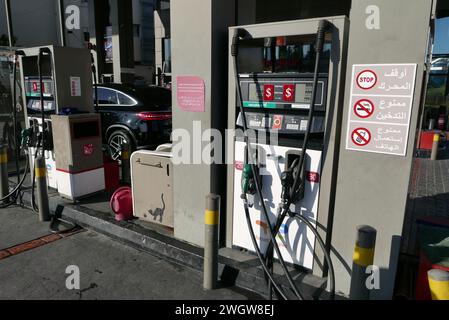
435;17;449;54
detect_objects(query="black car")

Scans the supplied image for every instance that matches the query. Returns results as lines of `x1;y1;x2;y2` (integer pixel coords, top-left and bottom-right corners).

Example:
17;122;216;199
94;83;172;160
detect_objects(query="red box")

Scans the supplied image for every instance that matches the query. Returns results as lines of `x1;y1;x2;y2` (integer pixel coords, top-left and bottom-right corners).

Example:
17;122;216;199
104;156;120;192
419;130;440;150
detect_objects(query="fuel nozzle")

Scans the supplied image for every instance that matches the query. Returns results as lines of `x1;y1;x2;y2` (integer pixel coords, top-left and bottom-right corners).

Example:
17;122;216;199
280;169;293;208
241;164;252;194
280;157;305;214
315;20;330;53
232;28;249;57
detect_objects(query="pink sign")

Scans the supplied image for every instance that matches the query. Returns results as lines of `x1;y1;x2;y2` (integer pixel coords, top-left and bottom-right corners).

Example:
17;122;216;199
176;76;205;112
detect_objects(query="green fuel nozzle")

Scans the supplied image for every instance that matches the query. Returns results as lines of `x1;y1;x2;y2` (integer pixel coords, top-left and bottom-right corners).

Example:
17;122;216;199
241;163;253;194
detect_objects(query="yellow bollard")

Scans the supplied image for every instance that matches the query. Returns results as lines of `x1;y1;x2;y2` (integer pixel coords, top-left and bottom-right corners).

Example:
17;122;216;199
0;145;8;199
349;225;377;300
203;194;220;290
428;269;449;300
121;142;131;185
430;133;440;160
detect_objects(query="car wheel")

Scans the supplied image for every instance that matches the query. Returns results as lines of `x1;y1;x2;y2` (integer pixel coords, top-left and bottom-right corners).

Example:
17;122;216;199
108;130;135;161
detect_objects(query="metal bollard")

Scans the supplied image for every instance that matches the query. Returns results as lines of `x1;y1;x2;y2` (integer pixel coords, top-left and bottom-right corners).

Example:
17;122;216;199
203;193;220;290
0;144;9;199
121;142;131;185
428;269;449;300
430;133;439;160
349;225;377;300
35;156;50;222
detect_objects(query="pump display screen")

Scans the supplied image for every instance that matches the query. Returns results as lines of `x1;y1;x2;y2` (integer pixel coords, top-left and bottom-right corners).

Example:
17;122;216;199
295;83;314;104
247;81;323;107
25;77;54;97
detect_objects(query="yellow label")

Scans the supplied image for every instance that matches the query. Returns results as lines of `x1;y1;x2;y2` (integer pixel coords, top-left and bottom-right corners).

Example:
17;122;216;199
428;277;449;300
353;245;375;267
204;210;219;225
122;151;129;159
35;167;46;178
0;153;7;164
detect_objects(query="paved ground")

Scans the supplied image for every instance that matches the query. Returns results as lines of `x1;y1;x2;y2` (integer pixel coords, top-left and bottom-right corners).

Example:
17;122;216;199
403;145;449;255
0;206;261;300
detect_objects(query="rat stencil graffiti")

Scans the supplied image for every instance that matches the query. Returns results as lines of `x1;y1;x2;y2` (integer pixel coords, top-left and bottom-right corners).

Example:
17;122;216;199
147;194;166;223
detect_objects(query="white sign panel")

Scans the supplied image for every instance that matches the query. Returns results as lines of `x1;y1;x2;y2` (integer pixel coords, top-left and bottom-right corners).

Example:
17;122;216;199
346;64;417;156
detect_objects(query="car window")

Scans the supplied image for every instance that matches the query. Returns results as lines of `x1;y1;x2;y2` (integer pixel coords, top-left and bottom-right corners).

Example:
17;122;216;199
134;87;172;108
117;92;136;106
94;87;118;104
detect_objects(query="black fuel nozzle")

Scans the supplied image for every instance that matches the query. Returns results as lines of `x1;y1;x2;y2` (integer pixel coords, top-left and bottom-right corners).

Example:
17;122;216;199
42;121;53;151
39;47;51;56
232;28;249;57
280;169;293;209
315;20;330;53
14;50;25;57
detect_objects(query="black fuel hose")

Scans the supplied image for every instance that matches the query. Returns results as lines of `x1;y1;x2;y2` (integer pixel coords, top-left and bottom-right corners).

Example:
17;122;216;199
30;138;41;212
0;157;30;208
242;195;288;300
12;51;24;186
233;28;305;300
91;51;99;113
37;47;51;153
265;19;335;300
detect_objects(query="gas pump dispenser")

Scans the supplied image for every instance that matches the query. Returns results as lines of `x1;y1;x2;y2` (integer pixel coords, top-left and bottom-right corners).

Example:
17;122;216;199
19;46;101;199
226;17;349;299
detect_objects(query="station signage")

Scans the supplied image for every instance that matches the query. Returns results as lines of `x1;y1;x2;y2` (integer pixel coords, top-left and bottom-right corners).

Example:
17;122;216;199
345;64;417;156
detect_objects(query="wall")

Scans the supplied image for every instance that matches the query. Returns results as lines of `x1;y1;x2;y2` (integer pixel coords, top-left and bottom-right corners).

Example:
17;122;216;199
0;0;89;48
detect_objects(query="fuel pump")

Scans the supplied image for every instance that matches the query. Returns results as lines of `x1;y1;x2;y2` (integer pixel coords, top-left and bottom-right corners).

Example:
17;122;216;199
0;50;32;209
227;17;350;300
18;46;101;201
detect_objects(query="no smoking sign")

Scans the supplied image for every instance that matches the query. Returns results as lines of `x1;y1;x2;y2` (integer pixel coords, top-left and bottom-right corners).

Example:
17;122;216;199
353;99;374;118
356;69;377;90
351;127;371;146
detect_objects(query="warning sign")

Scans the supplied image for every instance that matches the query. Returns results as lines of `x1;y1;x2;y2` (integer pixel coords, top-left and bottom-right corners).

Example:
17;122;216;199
346;64;417;156
353;99;374;118
351;128;371;146
356;69;377;90
272;115;283;130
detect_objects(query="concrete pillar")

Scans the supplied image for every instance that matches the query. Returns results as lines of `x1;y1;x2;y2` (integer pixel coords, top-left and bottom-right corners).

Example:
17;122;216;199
171;0;235;247
88;0;108;79
154;1;170;73
331;0;434;299
110;0;134;83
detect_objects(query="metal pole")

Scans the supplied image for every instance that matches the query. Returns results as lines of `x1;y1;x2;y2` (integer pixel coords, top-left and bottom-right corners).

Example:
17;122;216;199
0;144;9;199
349;225;377;300
428;269;449;300
203;193;220;290
4;0;13;46
35;156;50;222
12;52;20;185
430;133;439;160
120;142;131;185
58;0;66;46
